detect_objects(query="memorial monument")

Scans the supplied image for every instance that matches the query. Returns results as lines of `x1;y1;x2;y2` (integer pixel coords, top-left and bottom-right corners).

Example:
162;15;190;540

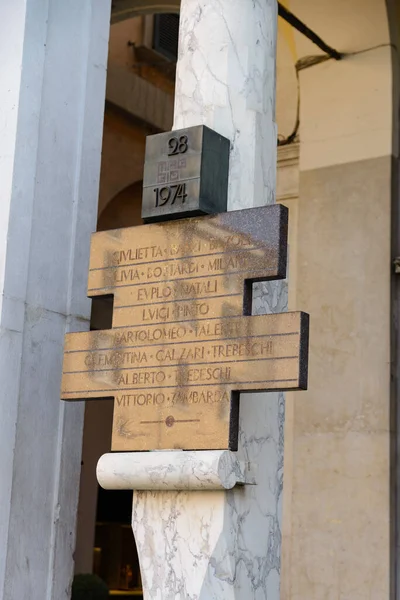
61;1;309;597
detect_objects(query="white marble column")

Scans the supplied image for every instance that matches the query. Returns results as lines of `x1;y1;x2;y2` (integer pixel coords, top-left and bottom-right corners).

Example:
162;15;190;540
129;2;284;599
0;1;110;598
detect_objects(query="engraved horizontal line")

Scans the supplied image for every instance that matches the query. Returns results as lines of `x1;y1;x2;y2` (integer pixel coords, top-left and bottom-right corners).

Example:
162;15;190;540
112;312;282;331
114;292;242;310
62;378;299;395
142;174;200;188
140;419;201;425
87;267;278;293
63;355;299;375
89;244;270;272
113;315;238;328
64;331;300;354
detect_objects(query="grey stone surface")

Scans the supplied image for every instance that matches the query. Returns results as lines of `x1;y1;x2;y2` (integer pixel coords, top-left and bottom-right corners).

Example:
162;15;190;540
142;125;230;222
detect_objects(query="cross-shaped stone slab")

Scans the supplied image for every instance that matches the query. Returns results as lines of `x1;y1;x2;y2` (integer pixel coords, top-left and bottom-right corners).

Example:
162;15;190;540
61;204;309;451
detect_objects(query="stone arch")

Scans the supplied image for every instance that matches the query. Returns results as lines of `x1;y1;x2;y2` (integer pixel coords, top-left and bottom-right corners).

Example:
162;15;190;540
97;180;144;230
97;104;150;217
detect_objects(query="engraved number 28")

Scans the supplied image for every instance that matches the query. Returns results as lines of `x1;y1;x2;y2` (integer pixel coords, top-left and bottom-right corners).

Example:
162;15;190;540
168;135;188;156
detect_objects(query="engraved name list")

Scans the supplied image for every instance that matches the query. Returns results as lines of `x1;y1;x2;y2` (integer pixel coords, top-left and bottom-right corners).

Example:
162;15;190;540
61;204;309;451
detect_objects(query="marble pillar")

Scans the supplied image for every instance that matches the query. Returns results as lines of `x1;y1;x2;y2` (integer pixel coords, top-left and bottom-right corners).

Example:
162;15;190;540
0;1;110;598
135;1;283;598
99;1;283;598
173;0;278;211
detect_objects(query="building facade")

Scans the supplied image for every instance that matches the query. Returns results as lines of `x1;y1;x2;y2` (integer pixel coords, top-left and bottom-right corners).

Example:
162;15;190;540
0;0;399;598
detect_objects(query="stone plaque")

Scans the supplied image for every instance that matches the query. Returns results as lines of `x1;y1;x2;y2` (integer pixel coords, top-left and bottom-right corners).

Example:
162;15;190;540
141;125;230;222
61;204;309;451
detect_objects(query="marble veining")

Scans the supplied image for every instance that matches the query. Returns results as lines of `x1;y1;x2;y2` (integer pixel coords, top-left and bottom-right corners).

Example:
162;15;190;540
173;0;278;213
98;0;284;597
97;451;251;491
131;383;285;599
129;271;287;599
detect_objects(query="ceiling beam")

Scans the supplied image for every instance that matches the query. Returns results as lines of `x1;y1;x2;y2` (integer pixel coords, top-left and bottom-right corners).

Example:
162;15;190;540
111;0;180;23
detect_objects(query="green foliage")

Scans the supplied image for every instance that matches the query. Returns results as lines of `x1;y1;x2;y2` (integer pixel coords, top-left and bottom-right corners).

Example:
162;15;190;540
71;574;109;600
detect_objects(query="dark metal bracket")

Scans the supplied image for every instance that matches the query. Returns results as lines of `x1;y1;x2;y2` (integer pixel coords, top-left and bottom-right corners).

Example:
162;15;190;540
278;3;343;61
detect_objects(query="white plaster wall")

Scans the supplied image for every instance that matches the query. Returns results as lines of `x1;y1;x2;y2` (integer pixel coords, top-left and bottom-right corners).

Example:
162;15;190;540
279;1;395;598
0;1;111;598
276;20;298;142
299;47;393;169
288;0;394;169
108;16;143;67
106;63;174;134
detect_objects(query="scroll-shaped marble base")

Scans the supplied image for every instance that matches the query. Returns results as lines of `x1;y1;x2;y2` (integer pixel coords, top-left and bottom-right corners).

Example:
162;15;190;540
97;451;256;491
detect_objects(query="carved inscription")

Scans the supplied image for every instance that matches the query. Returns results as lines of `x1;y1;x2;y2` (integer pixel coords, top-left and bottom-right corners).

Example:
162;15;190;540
141;125;230;221
151;135;190;207
61;205;309;451
151;133;190;210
